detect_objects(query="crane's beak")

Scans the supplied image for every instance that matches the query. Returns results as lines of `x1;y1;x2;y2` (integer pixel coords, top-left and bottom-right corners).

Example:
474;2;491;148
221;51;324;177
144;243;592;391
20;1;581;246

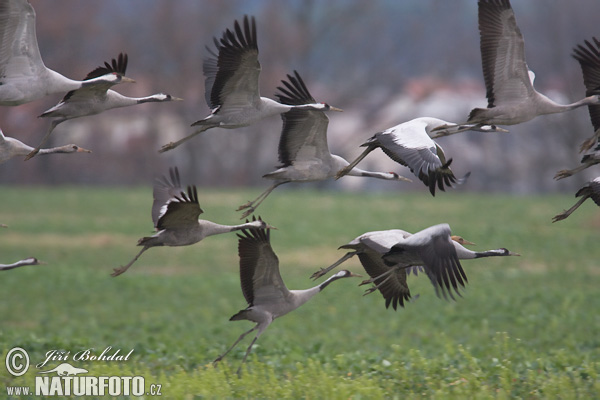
394;173;412;182
172;97;184;101
508;251;521;256
349;272;362;278
77;147;92;153
329;106;343;112
121;76;136;84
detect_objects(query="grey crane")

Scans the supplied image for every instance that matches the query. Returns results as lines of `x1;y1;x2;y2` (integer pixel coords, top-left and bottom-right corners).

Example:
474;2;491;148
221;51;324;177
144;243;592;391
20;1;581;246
552;177;600;222
0;0;133;106
555;38;600;179
237;71;410;218
0;128;90;164
432;0;600;138
213;225;360;374
0;257;45;271
312;225;519;304
335;117;470;196
112;167;271;277
159;16;341;153
26;53;164;160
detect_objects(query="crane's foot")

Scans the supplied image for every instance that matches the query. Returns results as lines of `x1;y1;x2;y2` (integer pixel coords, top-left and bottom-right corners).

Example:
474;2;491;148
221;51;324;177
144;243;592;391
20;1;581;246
362;286;377;296
111;265;129;277
551;212;568;223
554;170;572;180
241;208;255;220
310;268;328;280
236;201;252;211
158;142;176;153
24;149;40;161
335;167;351;180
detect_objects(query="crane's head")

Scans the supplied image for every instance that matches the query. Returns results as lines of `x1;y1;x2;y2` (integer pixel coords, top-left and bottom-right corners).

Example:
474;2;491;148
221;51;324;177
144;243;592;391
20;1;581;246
150;94;184;102
335;270;362;278
451;235;475;246
299;103;343;112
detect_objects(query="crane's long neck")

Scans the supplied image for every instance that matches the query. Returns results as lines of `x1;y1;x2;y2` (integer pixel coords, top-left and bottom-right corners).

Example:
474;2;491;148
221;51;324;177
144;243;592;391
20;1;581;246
44;69;84;95
106;91;162;109
290;272;348;309
199;220;263;237
0;259;37;271
37;145;77;155
454;243;513;260
332;154;400;181
537;93;600;115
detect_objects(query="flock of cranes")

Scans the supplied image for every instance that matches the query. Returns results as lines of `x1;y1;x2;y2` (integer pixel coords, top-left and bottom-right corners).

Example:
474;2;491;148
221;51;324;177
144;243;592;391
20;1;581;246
1;0;598;373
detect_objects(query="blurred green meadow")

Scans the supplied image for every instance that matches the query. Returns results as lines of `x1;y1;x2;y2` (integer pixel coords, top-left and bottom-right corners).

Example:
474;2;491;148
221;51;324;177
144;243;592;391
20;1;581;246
0;185;599;399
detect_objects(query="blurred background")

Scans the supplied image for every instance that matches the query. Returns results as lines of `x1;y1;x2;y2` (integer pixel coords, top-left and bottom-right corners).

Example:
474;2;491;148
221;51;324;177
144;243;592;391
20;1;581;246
1;0;599;193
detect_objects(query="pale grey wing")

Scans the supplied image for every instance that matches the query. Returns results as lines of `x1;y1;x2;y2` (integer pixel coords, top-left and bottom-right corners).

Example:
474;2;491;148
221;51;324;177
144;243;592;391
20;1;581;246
357;249;411;311
358;230;412;254
237;227;290;306
411;224;468;300
374;130;461;195
156;185;202;231
203;15;260;110
151;167;190;226
572;38;600;134
478;0;534;107
44;53;128;108
0;0;45;80
274;71;331;166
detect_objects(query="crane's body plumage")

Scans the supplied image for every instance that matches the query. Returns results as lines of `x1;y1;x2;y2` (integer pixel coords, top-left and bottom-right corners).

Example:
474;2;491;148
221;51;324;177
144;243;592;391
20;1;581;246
159;16;340;152
465;0;600;127
214;226;357;374
237;71;408;218
336;117;468;196
0;0;129;106
0;128;90;163
112;167;267;277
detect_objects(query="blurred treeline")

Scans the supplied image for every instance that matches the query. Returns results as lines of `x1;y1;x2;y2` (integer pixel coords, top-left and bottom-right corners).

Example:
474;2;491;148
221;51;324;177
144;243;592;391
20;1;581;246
0;0;599;193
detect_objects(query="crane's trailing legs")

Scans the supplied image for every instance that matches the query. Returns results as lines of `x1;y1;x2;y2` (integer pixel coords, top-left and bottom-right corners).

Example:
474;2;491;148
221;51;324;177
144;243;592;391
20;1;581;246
24;120;62;160
310;251;358;280
158;125;213;153
335;145;378;180
111;246;149;277
552;197;589;223
237;180;291;219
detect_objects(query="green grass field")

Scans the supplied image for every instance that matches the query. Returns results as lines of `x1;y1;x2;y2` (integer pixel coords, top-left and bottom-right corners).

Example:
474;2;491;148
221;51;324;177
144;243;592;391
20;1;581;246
0;186;599;399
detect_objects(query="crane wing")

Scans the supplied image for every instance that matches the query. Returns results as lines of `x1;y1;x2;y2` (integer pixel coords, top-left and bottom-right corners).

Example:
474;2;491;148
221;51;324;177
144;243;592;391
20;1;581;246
572;37;600;148
152;167;198;226
0;0;46;81
44;53;129;108
384;224;468;300
274;71;331;166
372;125;464;195
156;185;203;231
478;0;534;108
357;249;411;311
237;226;290;306
203;15;260;111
